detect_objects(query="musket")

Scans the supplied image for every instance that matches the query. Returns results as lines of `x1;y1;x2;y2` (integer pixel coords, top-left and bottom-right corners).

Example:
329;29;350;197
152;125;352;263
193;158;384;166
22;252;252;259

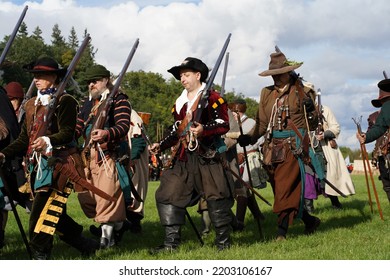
220;157;272;206
28;34;91;147
18;80;35;124
235;112;265;239
0;168;32;259
0;5;28;65
352;116;384;220
383;70;388;79
166;34;232;166
220;52;229;96
82;38;139;156
194;33;231;122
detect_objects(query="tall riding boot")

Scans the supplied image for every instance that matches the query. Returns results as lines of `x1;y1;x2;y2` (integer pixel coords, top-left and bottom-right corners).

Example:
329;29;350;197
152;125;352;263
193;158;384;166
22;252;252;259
304;198;315;213
247;192;265;221
207;198;234;250
57;217;100;257
276;214;289;241
301;209;321;235
328;195;342;209
234;196;247;231
150;203;186;254
59;233;100;257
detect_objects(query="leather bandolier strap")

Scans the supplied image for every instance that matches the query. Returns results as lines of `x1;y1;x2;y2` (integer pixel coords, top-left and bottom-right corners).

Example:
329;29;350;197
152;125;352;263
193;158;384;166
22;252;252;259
34;185;72;235
52;159;116;202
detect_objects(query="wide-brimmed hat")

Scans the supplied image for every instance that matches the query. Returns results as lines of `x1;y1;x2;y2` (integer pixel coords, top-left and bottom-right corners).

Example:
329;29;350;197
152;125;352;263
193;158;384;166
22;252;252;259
23;57;67;76
84;64;111;82
5;81;24;99
259;52;303;76
228;98;247;113
168;57;209;83
377;78;390;92
372;79;390;107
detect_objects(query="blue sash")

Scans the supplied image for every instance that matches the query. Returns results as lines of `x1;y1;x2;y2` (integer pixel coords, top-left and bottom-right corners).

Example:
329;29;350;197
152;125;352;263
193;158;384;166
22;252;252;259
115;162;132;206
32;157;53;189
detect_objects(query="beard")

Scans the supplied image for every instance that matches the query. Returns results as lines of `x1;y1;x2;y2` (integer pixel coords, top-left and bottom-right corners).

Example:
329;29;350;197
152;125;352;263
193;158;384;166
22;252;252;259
89;88;102;100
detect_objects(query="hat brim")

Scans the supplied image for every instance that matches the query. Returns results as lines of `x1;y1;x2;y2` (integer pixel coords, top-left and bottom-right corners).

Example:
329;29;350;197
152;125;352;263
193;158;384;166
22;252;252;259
378;79;390;92
25;68;67;77
371;99;382;108
258;63;302;76
168;65;208;82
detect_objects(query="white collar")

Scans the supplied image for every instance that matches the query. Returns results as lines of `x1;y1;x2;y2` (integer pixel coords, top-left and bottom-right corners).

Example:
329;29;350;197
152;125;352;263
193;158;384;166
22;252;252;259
175;82;206;113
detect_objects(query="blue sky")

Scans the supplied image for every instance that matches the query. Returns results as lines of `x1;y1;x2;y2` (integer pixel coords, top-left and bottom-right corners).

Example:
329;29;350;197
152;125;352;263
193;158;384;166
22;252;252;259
1;0;390;150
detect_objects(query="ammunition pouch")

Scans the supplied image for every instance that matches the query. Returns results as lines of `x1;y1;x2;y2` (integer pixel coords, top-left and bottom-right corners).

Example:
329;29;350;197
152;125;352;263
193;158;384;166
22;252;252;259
262;138;288;166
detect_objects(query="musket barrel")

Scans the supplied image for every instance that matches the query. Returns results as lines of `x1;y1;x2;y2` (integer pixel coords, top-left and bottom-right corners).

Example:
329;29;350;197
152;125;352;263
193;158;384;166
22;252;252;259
110;38;139;97
54;34;92;101
220;52;229;96
0;5;28;65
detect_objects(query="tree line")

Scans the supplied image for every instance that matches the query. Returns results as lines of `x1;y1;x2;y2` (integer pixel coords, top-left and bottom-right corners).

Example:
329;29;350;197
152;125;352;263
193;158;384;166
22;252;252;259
0;22;361;160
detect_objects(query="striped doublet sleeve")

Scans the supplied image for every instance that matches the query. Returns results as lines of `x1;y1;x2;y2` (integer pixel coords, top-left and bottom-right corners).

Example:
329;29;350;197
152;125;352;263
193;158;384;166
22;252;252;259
107;94;131;141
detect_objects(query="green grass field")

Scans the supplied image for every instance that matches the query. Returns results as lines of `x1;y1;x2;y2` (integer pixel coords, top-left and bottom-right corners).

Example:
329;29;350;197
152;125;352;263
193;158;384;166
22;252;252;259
1;174;389;260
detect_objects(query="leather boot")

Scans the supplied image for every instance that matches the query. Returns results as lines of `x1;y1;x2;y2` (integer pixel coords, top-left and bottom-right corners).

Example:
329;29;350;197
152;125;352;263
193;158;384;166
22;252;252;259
207;198;233;250
304;198;315;213
247;192;265;221
59;233;100;257
214;224;231;251
150;203;185;254
150;225;181;254
234;196;247;231
31;248;50;260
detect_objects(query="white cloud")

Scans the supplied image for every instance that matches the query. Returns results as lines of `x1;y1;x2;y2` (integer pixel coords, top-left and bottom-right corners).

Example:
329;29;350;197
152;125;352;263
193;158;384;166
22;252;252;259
1;0;390;150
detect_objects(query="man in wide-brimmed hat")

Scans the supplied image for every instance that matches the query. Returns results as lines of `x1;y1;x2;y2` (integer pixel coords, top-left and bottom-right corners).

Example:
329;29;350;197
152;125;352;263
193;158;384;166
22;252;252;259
238;50;321;241
357;78;390;202
150;57;233;252
0;56;100;259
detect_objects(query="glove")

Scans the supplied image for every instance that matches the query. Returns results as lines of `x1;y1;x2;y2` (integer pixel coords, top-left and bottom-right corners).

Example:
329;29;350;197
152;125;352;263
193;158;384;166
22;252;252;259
237;134;252;147
302;98;315;112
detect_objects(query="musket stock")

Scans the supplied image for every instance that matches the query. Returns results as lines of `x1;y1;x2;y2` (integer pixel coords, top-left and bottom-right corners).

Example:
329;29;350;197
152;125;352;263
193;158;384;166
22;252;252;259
18;80;35;124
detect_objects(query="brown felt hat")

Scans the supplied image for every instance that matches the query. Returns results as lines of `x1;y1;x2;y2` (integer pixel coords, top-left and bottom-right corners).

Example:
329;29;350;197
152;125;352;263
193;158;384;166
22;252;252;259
168;57;209;83
371;79;390;107
371;89;390;108
5;81;24;99
259;52;303;76
23;56;67;76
